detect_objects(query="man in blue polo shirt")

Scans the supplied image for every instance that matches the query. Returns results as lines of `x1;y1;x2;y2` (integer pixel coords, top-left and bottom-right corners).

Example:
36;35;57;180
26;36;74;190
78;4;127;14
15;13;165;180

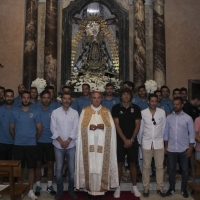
10;91;42;200
34;90;56;197
77;83;91;114
30;87;41;110
13;84;26;108
0;89;15;160
160;86;173;113
123;81;140;106
102;83;120;112
45;86;60;109
154;90;172;116
137;86;148;110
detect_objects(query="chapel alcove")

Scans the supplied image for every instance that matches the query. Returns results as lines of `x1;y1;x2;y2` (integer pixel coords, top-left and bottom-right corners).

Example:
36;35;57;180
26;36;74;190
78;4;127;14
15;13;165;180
61;0;129;86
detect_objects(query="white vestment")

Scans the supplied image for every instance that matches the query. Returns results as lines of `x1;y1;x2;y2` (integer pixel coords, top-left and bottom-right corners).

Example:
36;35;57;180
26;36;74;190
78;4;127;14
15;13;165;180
76;105;119;195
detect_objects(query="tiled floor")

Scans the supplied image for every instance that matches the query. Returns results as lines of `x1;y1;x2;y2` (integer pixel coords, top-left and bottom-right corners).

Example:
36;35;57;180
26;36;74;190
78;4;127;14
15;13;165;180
1;190;194;200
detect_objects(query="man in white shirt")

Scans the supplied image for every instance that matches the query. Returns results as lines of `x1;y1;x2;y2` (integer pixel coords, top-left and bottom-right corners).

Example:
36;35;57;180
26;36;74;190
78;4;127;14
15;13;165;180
51;92;79;200
138;94;166;198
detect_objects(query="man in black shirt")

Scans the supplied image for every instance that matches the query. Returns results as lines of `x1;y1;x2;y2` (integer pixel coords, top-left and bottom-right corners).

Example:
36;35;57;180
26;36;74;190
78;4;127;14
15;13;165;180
183;94;200;121
112;88;142;198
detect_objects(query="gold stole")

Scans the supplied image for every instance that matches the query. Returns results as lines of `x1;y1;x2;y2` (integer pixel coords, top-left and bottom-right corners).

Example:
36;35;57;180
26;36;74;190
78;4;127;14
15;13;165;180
81;106;112;192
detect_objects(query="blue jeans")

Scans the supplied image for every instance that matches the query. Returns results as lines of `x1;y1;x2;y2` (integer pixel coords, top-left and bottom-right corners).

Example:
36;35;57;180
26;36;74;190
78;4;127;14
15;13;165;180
168;151;189;190
54;146;76;193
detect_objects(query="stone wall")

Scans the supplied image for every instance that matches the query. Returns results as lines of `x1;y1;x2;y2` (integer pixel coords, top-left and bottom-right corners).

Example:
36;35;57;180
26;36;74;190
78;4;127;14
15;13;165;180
165;0;200;91
0;0;25;96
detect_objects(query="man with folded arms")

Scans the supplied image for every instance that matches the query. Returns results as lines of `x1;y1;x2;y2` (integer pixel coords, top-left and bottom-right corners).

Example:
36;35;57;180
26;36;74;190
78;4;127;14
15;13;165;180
164;97;195;198
138;94;166;197
76;91;118;199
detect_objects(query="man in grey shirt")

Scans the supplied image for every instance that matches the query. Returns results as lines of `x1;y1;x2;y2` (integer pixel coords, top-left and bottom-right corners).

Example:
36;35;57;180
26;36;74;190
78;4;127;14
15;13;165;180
164;97;195;198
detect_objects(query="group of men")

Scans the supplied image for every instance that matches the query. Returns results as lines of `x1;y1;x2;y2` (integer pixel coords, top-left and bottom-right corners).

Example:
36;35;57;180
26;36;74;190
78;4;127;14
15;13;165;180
0;81;200;200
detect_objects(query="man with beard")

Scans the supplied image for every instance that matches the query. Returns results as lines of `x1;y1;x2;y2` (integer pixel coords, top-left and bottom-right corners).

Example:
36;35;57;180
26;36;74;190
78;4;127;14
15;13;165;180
138;94;166;197
34;90;56;196
76;91;118;199
0;86;5;106
137;86;148;110
161;86;173;113
30;87;41;110
164;97;195;198
10;91;42;200
45;86;60;109
14;84;26;108
172;88;181;99
57;86;78;111
154;90;171;116
77;84;91;114
0;89;15;160
102;83;120;112
51;92;79;200
180;87;188;104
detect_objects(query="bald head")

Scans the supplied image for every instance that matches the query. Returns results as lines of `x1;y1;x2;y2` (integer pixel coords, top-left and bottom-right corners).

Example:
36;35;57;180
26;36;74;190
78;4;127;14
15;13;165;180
91;91;102;108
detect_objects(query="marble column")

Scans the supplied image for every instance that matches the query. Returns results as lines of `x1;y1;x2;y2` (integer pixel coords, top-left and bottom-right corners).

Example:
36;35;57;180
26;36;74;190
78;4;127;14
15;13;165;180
23;0;37;90
133;0;146;91
44;0;58;89
153;0;166;88
37;0;46;78
145;0;153;80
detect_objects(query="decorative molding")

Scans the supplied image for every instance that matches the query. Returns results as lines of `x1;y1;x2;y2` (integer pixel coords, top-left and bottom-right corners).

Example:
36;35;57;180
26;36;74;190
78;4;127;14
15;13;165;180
61;0;129;85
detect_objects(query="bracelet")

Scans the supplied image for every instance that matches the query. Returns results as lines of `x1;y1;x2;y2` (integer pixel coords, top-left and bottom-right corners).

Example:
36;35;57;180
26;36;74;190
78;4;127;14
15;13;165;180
66;139;71;143
131;138;134;142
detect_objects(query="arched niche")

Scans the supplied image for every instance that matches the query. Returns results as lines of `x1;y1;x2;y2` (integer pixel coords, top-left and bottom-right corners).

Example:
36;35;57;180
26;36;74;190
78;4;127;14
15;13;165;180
61;0;129;85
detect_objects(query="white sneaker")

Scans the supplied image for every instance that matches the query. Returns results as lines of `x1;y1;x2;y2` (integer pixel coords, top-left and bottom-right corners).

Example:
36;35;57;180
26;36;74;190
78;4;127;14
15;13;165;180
132;186;141;197
113;186;120;198
28;190;38;200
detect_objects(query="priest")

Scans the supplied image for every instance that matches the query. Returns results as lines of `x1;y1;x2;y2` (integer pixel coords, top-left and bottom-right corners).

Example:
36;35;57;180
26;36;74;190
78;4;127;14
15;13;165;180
76;91;119;198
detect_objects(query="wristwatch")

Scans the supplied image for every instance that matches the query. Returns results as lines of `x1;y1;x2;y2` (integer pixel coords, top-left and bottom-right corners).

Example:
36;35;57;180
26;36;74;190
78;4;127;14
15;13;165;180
131;138;134;142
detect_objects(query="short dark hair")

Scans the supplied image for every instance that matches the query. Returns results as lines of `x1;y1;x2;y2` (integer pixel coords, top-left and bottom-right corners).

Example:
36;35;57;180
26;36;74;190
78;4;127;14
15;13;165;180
120;88;133;100
154;90;162;95
105;83;114;88
40;90;50;98
21;90;31;98
61;92;71;98
161;85;170;92
0;86;5;91
174;97;183;104
82;83;90;89
123;81;134;89
30;86;38;91
18;84;25;89
138;85;146;91
45;85;55;90
173;88;180;94
180;87;187;93
4;89;14;96
191;94;200;101
148;94;158;101
62;86;72;92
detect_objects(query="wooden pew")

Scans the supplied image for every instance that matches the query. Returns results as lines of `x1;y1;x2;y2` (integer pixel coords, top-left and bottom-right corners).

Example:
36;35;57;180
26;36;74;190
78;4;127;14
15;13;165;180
188;160;200;200
0;160;29;200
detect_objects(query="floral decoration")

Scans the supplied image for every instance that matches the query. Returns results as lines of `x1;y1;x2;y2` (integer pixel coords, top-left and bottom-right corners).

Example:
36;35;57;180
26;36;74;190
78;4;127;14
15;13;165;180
66;72;122;93
144;80;158;94
31;78;47;94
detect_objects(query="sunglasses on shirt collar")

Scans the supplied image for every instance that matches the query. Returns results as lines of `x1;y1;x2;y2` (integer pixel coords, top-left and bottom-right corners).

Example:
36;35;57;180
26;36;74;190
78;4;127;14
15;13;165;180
152;118;156;125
